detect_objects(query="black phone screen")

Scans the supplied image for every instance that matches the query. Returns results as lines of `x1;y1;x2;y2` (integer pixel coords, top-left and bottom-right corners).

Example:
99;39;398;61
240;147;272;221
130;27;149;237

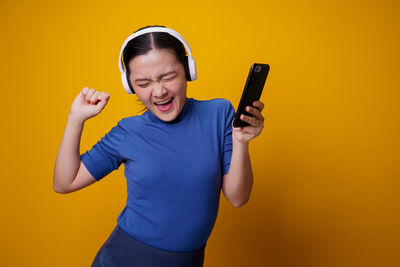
233;63;270;128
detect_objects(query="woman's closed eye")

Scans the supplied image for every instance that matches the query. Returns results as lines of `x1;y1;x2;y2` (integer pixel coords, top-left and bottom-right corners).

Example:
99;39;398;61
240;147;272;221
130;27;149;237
163;75;177;82
137;75;177;88
138;83;150;88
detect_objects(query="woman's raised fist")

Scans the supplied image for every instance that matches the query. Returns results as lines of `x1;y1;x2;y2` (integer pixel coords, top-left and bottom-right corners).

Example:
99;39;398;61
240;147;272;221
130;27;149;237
69;87;110;122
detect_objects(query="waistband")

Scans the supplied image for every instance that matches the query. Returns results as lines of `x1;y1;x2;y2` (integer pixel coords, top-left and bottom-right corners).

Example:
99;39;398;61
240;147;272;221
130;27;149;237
115;225;206;255
92;225;206;267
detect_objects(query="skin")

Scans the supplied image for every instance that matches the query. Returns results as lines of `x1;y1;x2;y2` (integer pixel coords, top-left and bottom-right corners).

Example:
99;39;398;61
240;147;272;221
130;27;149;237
128;48;188;122
222;100;265;207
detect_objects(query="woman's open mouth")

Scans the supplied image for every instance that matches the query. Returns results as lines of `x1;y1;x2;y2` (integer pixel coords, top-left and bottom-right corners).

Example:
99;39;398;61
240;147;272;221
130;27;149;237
154;97;174;112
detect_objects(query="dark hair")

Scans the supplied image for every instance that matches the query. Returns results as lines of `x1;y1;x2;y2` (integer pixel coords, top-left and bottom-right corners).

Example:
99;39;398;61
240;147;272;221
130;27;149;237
123;25;189;84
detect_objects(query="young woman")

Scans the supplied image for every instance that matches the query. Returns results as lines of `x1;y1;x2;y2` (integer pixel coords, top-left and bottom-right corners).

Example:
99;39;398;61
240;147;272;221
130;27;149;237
53;25;265;267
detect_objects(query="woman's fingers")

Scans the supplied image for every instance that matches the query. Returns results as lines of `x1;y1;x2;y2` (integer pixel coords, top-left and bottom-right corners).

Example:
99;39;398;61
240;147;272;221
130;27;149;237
242;100;265;124
80;87;89;102
85;88;95;102
245;105;264;121
232;100;265;143
99;92;110;103
93;92;108;111
252;100;264;112
70;87;111;122
82;87;89;95
240;114;264;128
90;91;100;104
80;87;109;105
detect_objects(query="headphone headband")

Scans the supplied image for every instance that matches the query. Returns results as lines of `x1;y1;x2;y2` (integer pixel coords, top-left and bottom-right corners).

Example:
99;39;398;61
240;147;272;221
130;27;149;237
118;27;197;94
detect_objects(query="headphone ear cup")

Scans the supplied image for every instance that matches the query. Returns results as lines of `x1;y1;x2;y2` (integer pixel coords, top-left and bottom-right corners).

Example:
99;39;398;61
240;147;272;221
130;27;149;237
126;71;135;94
183;56;191;81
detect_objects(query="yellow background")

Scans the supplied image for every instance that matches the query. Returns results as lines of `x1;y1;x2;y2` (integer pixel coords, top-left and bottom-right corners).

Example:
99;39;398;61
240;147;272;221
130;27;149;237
1;0;399;266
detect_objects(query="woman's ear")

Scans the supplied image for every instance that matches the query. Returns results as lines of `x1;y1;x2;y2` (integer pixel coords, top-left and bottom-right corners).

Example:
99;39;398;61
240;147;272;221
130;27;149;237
126;71;135;94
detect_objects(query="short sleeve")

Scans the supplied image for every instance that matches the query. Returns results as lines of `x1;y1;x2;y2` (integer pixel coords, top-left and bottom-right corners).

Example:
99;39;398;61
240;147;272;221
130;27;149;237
80;121;127;181
222;101;235;176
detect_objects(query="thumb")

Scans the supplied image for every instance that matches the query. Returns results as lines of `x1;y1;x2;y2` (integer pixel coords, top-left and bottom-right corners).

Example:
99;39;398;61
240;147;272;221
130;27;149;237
95;93;110;110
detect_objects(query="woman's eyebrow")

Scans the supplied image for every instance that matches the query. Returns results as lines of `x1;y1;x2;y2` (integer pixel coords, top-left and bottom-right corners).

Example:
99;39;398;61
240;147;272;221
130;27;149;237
159;70;177;78
134;71;177;83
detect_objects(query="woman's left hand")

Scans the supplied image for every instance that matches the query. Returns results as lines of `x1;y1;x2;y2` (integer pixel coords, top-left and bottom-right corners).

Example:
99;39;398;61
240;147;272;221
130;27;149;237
232;100;265;144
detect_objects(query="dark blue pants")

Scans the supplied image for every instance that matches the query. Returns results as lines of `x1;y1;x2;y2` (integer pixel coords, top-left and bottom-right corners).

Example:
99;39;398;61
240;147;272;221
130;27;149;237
91;225;205;267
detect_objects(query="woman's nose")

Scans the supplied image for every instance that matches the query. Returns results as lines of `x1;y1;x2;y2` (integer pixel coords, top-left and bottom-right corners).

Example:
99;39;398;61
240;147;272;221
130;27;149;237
152;81;167;97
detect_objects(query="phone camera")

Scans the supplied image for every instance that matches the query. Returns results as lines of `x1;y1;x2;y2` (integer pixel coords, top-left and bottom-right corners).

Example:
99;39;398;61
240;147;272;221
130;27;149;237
255;66;262;72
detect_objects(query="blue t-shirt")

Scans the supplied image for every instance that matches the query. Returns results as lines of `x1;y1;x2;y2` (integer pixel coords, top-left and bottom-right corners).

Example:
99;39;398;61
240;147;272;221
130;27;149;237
80;97;235;252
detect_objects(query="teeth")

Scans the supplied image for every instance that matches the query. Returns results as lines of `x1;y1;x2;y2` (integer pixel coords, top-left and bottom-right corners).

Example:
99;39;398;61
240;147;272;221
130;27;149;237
156;97;173;105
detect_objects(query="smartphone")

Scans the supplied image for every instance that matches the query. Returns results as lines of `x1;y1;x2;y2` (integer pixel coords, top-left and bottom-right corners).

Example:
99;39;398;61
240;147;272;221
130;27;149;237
233;63;270;128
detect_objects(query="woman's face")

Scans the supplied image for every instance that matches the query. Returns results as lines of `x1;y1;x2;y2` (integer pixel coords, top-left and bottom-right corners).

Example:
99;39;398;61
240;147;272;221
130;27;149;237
128;48;188;122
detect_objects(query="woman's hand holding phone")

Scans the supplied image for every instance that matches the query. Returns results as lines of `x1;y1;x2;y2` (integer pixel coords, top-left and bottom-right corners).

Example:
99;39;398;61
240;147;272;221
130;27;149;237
69;87;110;123
232;100;265;144
231;63;269;144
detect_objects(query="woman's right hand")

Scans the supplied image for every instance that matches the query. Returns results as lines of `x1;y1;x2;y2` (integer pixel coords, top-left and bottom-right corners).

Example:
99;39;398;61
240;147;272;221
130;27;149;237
69;87;110;122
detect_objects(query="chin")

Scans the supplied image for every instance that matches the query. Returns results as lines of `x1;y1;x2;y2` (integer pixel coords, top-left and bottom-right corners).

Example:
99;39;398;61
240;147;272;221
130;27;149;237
157;112;178;122
149;105;177;122
160;116;177;122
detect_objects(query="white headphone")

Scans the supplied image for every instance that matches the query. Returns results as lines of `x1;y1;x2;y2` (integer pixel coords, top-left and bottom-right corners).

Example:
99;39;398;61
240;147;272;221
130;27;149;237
118;27;197;94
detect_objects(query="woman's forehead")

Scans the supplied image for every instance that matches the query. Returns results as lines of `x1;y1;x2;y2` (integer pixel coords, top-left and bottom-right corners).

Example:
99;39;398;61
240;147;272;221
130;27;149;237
129;49;181;78
129;49;178;68
129;49;181;79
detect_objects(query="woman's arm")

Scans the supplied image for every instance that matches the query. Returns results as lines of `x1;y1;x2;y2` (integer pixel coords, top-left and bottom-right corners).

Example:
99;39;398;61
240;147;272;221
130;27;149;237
53;113;102;194
53;87;110;193
222;141;253;208
222;101;265;208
